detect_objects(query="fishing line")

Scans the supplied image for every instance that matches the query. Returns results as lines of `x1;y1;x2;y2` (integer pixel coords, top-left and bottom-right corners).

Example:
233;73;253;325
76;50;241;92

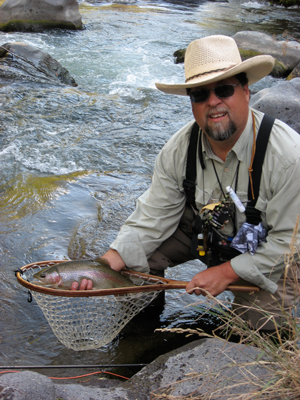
0;364;148;381
0;363;147;369
0;370;130;380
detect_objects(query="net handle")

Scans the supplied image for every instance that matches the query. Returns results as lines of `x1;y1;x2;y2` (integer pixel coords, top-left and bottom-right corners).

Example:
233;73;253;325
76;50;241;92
16;260;260;297
122;270;260;293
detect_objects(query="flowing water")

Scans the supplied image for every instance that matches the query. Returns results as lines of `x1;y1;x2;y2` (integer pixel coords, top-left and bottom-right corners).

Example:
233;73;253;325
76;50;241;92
0;0;299;378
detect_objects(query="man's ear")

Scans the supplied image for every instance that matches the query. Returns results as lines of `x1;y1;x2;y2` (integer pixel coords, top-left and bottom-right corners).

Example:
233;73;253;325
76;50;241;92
243;83;250;103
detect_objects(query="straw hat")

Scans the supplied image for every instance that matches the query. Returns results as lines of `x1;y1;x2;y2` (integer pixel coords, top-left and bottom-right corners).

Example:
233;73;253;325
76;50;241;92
155;35;275;96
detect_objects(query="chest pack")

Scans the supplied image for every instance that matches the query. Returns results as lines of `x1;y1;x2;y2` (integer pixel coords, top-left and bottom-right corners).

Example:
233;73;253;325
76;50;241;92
183;114;275;263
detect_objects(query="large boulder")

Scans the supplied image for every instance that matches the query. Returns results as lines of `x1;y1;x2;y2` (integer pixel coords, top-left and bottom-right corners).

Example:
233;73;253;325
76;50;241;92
0;0;83;32
250;78;300;134
0;338;274;399
0;371;55;400
233;31;300;78
0;42;77;86
174;32;300;79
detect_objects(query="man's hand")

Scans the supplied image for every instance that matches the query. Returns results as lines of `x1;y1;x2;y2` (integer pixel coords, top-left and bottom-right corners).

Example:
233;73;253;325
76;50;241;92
70;249;126;291
185;261;239;297
70;279;93;291
101;249;126;272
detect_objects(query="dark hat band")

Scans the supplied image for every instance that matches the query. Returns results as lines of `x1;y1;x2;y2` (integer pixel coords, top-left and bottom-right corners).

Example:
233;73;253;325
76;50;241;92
185;67;233;83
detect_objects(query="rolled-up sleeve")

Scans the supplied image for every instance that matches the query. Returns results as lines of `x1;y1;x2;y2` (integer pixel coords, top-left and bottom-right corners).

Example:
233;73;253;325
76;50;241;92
110;122;194;272
231;119;300;293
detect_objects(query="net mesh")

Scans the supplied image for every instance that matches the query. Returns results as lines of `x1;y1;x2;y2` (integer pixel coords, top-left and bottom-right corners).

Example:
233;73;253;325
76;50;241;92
21;263;161;351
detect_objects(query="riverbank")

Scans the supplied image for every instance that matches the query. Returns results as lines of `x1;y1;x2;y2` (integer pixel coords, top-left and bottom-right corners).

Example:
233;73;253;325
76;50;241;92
0;338;276;399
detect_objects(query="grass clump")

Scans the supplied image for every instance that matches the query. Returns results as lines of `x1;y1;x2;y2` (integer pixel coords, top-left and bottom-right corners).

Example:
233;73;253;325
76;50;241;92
153;217;300;399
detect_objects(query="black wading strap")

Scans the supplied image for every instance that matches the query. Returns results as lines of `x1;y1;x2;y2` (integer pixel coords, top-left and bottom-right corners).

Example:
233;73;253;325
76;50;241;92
183;115;275;259
182;121;201;212
182;122;202;257
245;114;275;225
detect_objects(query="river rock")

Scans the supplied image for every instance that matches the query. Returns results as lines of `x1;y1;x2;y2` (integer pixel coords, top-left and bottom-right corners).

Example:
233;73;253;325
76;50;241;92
0;0;82;32
250;78;300;134
0;371;55;400
0;42;77;86
287;61;300;81
0;338;275;399
174;32;300;79
233;31;300;74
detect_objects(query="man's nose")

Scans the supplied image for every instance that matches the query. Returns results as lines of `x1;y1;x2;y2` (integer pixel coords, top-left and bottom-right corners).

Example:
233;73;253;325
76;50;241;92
206;89;222;105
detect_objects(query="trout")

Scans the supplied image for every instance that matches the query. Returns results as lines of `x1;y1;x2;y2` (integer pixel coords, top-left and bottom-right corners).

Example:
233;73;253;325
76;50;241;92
32;259;134;290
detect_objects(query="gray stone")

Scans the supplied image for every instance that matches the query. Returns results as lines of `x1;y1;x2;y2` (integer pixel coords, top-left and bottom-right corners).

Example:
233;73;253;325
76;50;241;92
288;61;300;80
0;0;82;32
250;78;300;134
0;42;77;86
0;338;275;399
124;338;272;399
54;383;130;400
0;371;55;400
233;31;300;71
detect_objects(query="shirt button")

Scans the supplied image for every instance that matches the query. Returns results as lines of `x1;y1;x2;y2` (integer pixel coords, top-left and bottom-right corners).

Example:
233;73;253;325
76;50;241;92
224;168;229;173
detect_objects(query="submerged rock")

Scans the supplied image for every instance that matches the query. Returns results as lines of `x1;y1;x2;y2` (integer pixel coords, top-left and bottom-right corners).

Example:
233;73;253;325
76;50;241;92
0;0;83;32
0;42;77;86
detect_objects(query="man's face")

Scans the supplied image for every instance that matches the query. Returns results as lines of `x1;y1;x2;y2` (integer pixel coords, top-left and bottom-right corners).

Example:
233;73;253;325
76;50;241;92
190;77;250;142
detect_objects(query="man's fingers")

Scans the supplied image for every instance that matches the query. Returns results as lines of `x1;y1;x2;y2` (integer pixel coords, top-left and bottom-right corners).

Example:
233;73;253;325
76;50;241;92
79;279;93;290
70;282;79;291
85;279;93;290
186;286;207;296
70;279;93;290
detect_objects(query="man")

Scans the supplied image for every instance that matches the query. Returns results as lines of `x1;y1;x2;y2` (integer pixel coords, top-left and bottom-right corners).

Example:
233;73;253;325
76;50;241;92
74;35;300;333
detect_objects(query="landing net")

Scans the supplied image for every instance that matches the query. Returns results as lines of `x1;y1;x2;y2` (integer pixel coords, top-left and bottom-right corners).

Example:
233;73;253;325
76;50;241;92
17;261;162;351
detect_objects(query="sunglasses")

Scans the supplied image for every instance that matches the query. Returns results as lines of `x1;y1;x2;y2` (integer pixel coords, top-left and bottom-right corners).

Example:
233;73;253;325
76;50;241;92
189;84;239;103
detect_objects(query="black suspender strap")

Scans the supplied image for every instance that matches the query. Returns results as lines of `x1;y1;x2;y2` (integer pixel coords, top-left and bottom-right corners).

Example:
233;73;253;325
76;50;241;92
248;114;275;201
245;114;275;225
183;115;275;225
183;121;200;211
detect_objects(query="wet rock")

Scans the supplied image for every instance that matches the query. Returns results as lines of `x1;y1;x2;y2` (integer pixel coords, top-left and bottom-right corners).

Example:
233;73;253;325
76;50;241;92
0;371;55;400
0;42;77;86
0;339;275;399
173;48;186;64
239;48;290;78
174;32;300;79
125;338;272;399
250;78;300;134
0;0;83;32
233;31;300;76
287;61;300;80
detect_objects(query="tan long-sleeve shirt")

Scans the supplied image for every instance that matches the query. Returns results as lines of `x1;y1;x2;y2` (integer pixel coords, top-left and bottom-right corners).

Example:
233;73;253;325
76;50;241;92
110;108;300;293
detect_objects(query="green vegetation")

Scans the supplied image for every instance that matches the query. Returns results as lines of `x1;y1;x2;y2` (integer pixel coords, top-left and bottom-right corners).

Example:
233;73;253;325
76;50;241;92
271;0;299;7
0;171;90;219
239;49;289;78
0;20;82;32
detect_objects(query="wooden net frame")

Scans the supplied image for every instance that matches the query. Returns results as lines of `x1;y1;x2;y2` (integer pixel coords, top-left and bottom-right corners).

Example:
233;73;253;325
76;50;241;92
16;261;259;351
16;261;165;350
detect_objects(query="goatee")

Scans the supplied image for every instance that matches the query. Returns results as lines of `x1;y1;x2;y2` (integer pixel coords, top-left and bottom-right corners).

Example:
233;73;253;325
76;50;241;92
205;119;237;141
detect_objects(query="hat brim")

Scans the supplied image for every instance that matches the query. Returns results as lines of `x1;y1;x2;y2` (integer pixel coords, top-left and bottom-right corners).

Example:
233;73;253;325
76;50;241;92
155;55;275;96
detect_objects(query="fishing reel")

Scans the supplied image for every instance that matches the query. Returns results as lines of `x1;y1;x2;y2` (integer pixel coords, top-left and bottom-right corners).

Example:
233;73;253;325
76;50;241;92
201;196;233;231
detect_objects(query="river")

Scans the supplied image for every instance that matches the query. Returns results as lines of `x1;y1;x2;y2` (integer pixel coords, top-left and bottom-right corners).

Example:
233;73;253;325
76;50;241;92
0;0;299;379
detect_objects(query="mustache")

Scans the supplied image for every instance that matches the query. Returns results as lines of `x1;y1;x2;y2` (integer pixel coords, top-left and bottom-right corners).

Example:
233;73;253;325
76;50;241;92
206;108;228;117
